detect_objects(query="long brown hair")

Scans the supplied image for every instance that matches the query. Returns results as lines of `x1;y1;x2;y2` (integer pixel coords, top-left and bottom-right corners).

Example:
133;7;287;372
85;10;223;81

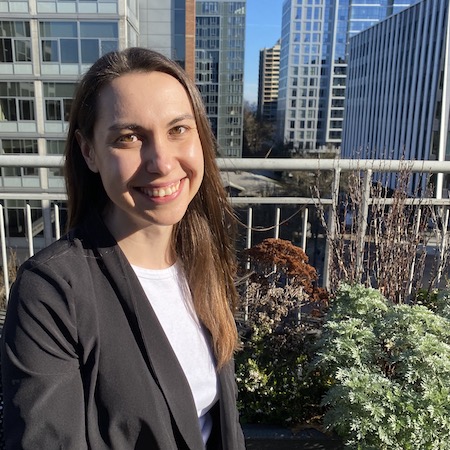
64;48;239;368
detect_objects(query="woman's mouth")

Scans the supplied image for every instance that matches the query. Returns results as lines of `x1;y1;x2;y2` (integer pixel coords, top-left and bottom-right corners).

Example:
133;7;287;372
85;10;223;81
139;181;181;198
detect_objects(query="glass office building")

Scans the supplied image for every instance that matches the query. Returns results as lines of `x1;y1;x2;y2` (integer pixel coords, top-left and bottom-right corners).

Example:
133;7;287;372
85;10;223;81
277;0;420;153
343;0;450;196
195;0;246;157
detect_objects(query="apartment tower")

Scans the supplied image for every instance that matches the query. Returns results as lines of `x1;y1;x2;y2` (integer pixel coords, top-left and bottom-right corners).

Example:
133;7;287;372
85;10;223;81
276;0;421;153
257;40;281;122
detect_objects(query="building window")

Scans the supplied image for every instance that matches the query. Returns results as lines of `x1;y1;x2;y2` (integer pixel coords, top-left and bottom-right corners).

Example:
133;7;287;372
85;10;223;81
0;21;31;63
0;82;35;121
43;83;76;121
40;21;118;64
0;139;38;176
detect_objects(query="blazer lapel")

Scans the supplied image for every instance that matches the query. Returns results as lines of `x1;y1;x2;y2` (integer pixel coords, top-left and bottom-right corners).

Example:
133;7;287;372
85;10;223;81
82;215;205;450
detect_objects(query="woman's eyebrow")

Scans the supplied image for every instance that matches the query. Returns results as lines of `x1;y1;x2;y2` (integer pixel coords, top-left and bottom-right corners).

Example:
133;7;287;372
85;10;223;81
108;123;141;132
167;114;196;127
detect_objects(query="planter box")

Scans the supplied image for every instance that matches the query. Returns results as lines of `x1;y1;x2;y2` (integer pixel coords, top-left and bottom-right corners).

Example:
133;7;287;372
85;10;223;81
244;424;344;450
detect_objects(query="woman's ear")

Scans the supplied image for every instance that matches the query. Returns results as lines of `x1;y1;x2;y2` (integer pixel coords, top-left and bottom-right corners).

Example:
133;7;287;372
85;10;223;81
75;130;99;173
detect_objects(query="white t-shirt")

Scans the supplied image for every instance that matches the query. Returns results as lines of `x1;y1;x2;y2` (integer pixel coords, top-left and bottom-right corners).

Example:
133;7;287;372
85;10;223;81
131;262;218;446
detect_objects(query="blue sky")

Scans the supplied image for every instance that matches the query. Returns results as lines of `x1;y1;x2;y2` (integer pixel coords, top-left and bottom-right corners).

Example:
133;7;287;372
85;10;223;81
244;0;283;105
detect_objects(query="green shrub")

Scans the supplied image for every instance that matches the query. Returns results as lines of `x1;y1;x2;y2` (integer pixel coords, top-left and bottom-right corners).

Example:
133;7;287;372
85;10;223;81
235;281;329;427
314;284;450;449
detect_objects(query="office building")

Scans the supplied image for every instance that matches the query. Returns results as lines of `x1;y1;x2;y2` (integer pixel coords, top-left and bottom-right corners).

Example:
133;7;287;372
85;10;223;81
342;0;450;196
277;0;420;153
0;0;137;246
195;0;246;157
257;40;280;122
139;0;195;78
0;0;247;248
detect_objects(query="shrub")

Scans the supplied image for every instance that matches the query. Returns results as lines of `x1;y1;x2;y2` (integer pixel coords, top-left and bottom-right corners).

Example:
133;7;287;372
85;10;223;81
314;284;450;449
236;238;329;427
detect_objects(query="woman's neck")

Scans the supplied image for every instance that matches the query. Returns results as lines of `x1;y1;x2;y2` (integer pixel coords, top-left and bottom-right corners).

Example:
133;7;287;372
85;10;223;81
103;213;176;269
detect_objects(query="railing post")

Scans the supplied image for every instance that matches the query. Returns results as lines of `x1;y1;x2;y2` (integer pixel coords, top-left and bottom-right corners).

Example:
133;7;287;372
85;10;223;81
54;204;61;240
26;204;34;257
0;204;10;302
408;206;422;296
323;166;341;291
301;207;308;251
356;168;372;282
274;207;281;239
436;206;450;285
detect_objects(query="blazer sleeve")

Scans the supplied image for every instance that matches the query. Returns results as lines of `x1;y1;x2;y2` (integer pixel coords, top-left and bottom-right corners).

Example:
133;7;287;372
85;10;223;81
1;260;87;450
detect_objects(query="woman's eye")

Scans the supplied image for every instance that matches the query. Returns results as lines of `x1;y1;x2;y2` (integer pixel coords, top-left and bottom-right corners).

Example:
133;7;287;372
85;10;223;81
169;125;187;136
117;134;138;143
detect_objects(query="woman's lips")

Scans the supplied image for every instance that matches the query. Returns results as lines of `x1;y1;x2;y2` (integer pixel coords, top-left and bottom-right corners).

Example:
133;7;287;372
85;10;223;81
139;180;181;198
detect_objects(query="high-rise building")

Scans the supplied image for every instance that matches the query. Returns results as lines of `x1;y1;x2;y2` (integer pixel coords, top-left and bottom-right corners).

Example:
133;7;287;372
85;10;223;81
195;0;246;158
0;0;247;246
277;0;421;153
257;40;280;122
0;0;135;245
139;0;196;78
342;0;450;196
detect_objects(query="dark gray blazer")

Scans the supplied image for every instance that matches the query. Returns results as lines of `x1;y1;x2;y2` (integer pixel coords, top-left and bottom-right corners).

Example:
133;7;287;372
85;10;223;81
1;214;245;450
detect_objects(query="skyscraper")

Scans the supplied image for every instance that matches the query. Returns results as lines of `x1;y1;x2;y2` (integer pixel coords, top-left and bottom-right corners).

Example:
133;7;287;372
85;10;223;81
195;0;246;157
139;0;196;78
0;0;133;245
277;0;421;153
343;0;450;196
257;40;281;122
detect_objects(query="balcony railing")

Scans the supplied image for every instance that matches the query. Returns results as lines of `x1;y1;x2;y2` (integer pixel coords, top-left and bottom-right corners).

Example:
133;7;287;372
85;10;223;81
2;155;450;302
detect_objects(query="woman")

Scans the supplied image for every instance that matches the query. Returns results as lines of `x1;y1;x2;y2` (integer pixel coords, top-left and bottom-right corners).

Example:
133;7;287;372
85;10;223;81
1;48;245;449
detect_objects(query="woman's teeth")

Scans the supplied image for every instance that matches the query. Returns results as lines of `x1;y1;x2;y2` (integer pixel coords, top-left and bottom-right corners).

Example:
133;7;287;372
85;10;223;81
142;181;180;198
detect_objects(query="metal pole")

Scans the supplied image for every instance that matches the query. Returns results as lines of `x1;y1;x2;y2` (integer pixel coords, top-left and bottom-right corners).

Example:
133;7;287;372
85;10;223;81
0;205;10;302
274;207;281;239
356;169;372;282
54;204;61;240
323;167;341;290
301;207;308;250
26;204;34;257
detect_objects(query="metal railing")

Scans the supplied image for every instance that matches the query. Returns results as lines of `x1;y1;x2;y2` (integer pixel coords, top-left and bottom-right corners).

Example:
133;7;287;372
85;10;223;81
2;155;450;302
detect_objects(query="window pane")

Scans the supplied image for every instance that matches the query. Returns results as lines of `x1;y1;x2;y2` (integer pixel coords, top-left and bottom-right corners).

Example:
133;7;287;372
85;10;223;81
60;39;78;63
40;22;77;38
0;99;17;121
81;39;99;63
100;40;118;56
14;40;31;62
63;98;72;121
45;99;61;120
19;99;35;120
46;140;65;155
80;22;117;38
0;39;13;62
42;40;59;62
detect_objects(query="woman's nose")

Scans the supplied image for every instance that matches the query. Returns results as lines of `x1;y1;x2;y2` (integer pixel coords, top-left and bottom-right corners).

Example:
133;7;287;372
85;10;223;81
142;135;174;174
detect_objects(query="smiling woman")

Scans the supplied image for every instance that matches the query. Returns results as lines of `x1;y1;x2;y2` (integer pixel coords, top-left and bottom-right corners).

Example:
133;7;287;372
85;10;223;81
1;48;245;450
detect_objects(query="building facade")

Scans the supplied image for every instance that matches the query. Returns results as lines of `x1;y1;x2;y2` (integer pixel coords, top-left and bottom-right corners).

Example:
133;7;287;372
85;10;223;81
342;0;450;196
195;0;246;157
139;0;195;78
257;39;280;122
276;0;420;153
0;0;138;245
0;0;247;248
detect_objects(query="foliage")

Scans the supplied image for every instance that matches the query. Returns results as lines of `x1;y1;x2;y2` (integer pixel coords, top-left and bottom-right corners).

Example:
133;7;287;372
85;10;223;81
314;284;450;449
313;161;447;303
243;238;328;304
236;238;330;427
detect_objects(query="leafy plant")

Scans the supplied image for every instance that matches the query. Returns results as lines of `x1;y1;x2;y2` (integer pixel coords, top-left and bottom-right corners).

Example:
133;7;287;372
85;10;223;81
314;284;450;449
236;238;330;427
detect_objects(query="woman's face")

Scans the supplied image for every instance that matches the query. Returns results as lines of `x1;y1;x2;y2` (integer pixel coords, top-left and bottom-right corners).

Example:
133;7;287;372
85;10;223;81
79;71;204;239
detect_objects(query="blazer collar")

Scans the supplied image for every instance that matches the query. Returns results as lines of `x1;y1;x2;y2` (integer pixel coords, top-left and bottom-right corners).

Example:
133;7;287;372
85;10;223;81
78;213;205;450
